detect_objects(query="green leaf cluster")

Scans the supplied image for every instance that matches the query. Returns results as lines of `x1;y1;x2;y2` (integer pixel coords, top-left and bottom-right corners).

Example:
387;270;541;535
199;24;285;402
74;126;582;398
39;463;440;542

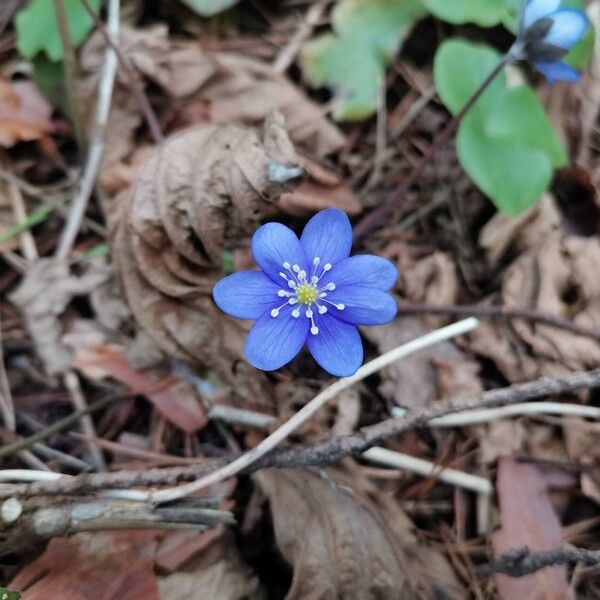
434;39;566;215
15;0;101;62
300;0;427;120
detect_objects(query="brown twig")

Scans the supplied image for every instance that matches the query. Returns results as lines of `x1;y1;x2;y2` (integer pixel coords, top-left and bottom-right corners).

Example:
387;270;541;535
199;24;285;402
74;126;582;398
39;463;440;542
52;0;86;152
399;302;600;342
80;0;164;144
353;55;510;241
477;544;600;577
2;368;600;499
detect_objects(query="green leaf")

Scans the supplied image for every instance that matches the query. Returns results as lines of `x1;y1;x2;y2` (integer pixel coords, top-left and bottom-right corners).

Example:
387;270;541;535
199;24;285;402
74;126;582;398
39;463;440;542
563;0;595;70
434;39;567;215
178;0;240;16
85;243;110;259
423;0;510;27
15;0;101;62
0;586;21;599
301;0;427;120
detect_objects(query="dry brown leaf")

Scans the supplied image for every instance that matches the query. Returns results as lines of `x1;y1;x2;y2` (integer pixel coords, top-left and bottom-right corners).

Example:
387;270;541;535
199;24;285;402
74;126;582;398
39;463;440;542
158;532;265;600
278;179;361;217
0;79;55;147
255;468;463;599
492;458;573;600
9;531;159;599
111;114;299;391
71;342;207;433
365;316;477;410
564;418;600;504
9;258;111;375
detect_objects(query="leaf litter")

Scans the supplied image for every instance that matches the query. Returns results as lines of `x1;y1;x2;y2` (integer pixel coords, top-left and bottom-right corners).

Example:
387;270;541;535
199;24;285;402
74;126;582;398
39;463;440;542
2;2;600;599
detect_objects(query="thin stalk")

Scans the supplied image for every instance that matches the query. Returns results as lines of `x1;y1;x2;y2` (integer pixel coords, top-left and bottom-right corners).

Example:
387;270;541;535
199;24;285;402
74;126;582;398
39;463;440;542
354;54;511;241
52;0;86;152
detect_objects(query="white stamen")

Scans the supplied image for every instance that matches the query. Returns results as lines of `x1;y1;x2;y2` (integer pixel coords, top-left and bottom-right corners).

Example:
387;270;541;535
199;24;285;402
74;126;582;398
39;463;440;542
322;283;335;291
283;262;290;269
292;264;301;273
311;326;319;335
289;298;298;305
337;303;345;310
277;290;288;297
313;257;320;266
323;263;332;272
270;308;280;317
298;270;307;282
305;308;313;318
311;275;319;284
288;280;296;289
292;308;300;318
319;292;327;298
318;305;327;314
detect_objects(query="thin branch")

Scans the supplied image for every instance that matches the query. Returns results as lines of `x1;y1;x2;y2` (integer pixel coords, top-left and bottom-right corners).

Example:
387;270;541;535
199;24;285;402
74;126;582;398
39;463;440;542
53;0;86;152
354;55;511;241
79;0;164;144
398;301;600;342
478;544;600;578
2;367;600;500
147;318;479;504
55;0;120;258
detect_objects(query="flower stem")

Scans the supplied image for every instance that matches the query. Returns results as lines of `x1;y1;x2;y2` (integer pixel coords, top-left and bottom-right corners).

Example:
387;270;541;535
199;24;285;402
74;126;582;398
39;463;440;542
353;53;512;242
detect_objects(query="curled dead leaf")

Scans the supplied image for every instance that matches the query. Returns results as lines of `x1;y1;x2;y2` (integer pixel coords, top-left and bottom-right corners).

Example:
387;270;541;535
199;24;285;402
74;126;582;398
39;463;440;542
255;468;463;599
111;114;300;382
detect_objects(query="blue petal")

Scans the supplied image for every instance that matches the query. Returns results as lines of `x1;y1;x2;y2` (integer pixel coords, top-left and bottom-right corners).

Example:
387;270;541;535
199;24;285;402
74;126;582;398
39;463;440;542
252;223;308;284
321;255;398;291
543;9;588;50
534;60;580;83
307;315;363;377
300;208;352;267
213;271;281;320
524;0;561;28
325;286;398;326
245;306;309;371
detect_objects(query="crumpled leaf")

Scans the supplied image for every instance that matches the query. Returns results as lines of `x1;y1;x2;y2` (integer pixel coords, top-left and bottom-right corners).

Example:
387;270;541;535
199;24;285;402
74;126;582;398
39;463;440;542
9;531;159;600
0;79;55;147
255;468;463;599
564;418;600;504
492;459;573;600
301;0;426;120
111;113;300;378
9;258;111;375
474;196;600;381
79;26;344;196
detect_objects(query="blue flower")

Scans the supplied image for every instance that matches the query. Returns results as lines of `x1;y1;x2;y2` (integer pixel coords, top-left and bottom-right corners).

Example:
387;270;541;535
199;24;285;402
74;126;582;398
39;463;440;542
213;209;398;377
519;0;589;83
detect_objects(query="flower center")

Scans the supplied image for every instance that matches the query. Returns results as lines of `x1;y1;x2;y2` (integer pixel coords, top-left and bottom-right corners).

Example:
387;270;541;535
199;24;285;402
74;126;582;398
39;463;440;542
270;257;346;336
296;283;318;305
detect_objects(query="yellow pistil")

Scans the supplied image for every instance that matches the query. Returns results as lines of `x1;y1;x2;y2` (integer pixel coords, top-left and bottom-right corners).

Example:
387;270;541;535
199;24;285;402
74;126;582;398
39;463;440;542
296;283;318;305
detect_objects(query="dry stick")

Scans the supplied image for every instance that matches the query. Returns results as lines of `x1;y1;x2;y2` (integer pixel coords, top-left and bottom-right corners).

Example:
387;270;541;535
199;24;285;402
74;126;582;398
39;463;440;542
63;371;106;471
52;0;86;152
353;54;511;241
478;544;600;578
272;0;329;74
148;317;479;504
55;0;120;259
80;0;164;144
399;301;600;342
3;367;600;499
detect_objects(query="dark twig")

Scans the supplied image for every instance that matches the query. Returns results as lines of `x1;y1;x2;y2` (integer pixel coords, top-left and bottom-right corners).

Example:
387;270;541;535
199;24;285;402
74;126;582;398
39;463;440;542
478;544;600;577
80;0;164;144
0;395;117;460
2;369;600;498
399;302;600;342
353;55;510;241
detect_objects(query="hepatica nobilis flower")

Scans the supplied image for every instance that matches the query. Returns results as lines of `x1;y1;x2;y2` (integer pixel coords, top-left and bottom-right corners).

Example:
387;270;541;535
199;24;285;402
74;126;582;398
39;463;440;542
213;209;398;377
515;0;589;82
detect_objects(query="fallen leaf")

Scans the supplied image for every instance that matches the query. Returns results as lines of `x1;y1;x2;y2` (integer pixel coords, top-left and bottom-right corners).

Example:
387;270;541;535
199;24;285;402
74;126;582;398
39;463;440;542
278;179;361;217
9;258;111;375
255;468;463;599
492;458;573;600
0;79;55;147
10;531;159;600
70;341;207;433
